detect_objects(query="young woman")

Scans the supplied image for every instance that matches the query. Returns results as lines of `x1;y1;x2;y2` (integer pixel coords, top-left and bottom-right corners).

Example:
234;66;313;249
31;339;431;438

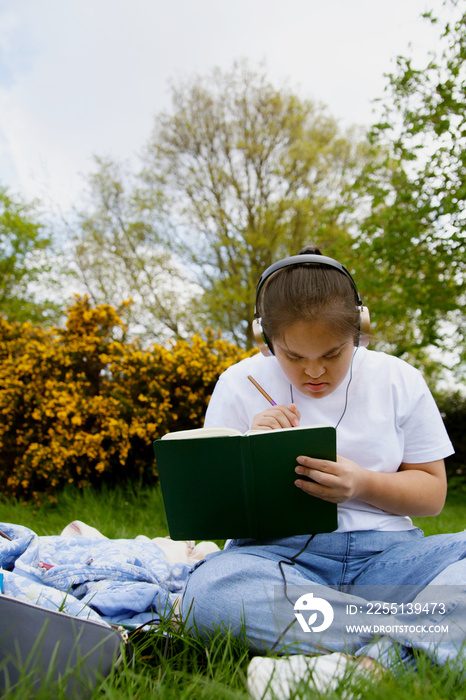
180;247;465;681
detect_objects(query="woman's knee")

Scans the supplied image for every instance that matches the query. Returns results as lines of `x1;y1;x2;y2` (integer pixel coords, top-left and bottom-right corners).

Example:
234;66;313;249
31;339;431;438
180;555;229;633
180;549;267;633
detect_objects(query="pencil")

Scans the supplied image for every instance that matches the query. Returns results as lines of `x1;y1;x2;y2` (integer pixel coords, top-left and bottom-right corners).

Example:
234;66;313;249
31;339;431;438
247;375;277;406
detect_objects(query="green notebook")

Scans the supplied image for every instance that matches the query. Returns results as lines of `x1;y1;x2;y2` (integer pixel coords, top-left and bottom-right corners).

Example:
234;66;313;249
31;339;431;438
153;425;338;540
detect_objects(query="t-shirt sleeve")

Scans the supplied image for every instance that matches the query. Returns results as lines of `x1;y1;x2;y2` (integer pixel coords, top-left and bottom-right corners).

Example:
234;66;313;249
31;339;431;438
400;371;454;463
204;370;251;433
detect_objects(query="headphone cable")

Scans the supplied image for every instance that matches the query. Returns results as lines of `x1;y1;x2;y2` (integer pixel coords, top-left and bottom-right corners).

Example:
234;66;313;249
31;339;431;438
271;349;359;653
271;534;333;654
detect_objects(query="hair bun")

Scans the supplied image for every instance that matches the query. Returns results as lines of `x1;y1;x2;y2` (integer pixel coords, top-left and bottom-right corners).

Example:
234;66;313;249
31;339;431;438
298;243;322;256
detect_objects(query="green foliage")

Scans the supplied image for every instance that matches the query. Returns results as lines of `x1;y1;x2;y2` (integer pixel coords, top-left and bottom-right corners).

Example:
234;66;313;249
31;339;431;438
0;187;60;323
141;60;375;348
435;390;466;484
358;0;466;379
71;157;199;342
70;52;465;383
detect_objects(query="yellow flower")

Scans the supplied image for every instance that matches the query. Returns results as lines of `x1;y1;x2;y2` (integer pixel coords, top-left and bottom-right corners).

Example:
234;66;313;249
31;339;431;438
0;299;248;501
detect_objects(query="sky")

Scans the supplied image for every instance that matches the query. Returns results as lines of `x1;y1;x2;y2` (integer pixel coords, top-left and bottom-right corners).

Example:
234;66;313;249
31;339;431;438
0;0;445;213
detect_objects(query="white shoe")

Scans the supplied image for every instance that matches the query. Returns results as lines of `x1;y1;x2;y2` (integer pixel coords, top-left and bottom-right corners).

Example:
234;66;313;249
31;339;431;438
247;652;358;699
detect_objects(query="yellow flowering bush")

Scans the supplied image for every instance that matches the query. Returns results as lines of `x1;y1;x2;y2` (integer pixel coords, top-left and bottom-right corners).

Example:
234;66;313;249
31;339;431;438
0;297;251;501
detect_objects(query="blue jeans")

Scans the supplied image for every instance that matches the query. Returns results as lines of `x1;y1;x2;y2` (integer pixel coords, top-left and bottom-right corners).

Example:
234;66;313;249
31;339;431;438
180;529;466;669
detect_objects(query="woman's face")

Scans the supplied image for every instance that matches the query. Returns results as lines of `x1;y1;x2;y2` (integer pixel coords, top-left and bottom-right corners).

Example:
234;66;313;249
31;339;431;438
273;320;355;399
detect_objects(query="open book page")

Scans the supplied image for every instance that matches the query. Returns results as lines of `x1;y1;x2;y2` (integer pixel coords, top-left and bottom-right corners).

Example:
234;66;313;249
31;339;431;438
160;427;243;440
161;424;331;440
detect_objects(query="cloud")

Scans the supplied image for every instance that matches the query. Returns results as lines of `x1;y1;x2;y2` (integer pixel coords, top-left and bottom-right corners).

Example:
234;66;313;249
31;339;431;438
0;0;441;210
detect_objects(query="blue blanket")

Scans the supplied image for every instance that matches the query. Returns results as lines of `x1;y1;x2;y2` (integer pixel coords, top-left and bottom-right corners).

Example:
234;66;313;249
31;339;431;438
0;523;194;628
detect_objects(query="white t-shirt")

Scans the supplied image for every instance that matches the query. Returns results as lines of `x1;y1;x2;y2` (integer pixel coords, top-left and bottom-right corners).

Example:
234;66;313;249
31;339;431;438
204;348;454;533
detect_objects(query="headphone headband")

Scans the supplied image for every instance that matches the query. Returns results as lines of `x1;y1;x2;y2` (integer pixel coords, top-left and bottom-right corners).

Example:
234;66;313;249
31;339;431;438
255;254;363;314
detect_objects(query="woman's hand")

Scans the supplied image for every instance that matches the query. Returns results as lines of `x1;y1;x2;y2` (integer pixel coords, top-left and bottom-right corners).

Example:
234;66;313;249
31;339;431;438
250;403;301;431
294;454;447;516
294;455;366;503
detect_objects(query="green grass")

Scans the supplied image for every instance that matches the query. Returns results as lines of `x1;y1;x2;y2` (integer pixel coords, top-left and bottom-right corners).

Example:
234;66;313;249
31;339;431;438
412;485;466;535
0;482;170;539
1;484;466;698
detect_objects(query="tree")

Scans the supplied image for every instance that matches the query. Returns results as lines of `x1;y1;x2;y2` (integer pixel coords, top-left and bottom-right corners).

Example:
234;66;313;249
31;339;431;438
141;61;375;348
71;157;202;343
357;0;466;380
0;188;60;323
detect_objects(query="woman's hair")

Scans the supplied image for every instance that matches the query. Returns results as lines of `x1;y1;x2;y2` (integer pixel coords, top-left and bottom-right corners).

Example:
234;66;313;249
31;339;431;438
257;245;361;345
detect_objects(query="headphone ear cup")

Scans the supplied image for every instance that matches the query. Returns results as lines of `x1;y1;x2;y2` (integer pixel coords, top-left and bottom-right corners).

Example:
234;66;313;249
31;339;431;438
252;318;274;356
359;306;371;347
